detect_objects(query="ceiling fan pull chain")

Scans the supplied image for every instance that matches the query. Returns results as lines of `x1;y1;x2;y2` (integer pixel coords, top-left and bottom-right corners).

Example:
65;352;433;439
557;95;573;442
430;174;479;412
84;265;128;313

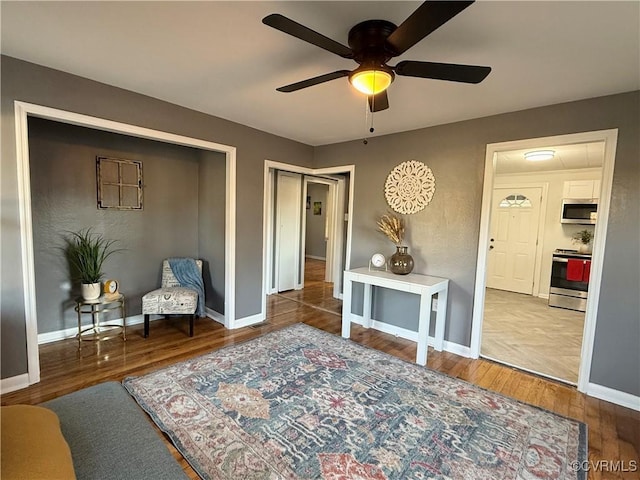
369;85;375;134
363;98;372;144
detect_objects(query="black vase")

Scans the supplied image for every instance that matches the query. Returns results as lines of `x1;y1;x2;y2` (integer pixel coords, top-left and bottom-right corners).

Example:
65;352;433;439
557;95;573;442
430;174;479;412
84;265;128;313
389;246;414;275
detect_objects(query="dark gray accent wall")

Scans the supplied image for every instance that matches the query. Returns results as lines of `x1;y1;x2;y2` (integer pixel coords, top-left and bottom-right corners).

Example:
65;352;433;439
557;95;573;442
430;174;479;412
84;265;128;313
28;117;209;333
1;55;313;379
314;91;640;397
305;183;328;259
198;150;226;314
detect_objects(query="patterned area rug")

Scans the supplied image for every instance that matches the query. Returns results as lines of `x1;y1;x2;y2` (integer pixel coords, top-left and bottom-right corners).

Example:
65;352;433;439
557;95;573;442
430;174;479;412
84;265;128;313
123;324;586;480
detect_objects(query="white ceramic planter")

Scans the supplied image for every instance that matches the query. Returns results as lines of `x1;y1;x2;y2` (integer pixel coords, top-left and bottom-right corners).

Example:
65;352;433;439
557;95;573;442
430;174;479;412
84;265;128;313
577;243;592;254
81;282;101;301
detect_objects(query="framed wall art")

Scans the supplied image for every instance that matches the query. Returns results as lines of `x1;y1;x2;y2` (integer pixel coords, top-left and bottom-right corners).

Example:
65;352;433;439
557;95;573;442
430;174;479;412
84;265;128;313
96;156;143;210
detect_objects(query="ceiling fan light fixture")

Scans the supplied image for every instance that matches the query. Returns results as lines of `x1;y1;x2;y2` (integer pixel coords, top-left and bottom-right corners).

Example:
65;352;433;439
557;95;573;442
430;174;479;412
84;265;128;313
349;68;394;95
524;150;555;161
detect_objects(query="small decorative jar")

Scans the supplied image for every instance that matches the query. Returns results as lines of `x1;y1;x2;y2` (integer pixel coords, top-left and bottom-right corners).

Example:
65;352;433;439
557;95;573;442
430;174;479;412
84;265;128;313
389;246;414;275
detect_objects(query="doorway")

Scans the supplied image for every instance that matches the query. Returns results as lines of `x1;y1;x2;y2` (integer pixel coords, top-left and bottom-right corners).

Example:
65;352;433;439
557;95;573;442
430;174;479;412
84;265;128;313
471;129;618;392
262;161;354;318
13;101;237;388
482;148;600;384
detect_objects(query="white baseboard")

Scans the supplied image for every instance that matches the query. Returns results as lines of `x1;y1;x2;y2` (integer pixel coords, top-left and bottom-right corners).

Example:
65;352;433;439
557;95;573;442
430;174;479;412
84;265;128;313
38;311;225;345
38;315;136;344
232;312;265;329
538;293;550;300
205;307;225;325
305;255;326;261
0;373;30;395
587;382;640;411
443;340;472;358
348;314;471;358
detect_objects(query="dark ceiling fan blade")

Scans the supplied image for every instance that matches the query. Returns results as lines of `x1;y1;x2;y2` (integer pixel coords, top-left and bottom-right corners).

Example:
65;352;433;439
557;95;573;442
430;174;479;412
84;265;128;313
263;14;353;59
386;1;474;56
276;70;351;92
368;91;389;112
395;60;491;84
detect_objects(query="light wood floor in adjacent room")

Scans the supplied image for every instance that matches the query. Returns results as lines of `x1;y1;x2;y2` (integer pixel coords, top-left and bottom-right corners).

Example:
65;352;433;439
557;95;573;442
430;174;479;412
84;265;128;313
482;287;585;384
2;259;638;480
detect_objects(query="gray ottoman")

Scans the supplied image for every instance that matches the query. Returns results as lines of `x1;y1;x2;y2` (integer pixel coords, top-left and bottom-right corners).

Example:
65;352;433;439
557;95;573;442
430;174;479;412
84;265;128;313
43;381;188;480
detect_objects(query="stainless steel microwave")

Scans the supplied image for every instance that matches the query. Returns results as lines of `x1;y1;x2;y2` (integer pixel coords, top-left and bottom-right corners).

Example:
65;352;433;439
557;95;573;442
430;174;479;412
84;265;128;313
561;199;597;224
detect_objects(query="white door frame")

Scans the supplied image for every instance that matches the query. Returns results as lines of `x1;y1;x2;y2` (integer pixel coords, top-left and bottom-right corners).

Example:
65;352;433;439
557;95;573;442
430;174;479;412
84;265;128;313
470;129;618;393
13;101;237;387
301;176;339;284
488;183;548;297
263;161;354;313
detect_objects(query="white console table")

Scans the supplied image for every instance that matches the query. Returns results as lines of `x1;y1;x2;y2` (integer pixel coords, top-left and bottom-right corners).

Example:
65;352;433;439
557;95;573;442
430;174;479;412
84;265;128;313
341;267;449;366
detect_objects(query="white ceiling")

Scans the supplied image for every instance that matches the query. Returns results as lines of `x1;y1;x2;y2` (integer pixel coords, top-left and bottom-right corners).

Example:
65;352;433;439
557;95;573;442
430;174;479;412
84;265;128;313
1;1;638;146
495;142;604;175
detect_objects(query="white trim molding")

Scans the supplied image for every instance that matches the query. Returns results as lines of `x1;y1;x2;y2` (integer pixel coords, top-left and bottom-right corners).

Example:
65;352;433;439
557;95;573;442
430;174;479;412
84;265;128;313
587;383;640;412
232;312;266;329
13;101;238;388
470;129;619;397
38;310;225;344
0;374;31;395
347;313;472;358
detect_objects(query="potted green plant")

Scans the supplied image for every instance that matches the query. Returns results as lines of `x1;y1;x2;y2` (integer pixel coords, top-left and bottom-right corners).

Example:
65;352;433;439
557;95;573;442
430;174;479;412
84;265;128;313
572;229;594;254
64;228;120;300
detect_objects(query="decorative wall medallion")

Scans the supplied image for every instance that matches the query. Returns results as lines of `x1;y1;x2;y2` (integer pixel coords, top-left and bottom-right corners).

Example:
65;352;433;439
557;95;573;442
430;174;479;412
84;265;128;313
384;160;435;214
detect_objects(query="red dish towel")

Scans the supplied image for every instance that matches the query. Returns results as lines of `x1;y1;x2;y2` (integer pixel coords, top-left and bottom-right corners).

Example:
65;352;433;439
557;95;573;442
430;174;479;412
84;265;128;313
583;260;591;282
567;259;584;281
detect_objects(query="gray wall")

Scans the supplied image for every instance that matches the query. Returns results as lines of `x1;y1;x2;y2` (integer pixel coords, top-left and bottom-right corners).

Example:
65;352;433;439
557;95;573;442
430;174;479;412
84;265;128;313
28;117;210;333
305;183;328;259
1;55;313;378
198;150;226;314
314;91;640;397
2;55;637;398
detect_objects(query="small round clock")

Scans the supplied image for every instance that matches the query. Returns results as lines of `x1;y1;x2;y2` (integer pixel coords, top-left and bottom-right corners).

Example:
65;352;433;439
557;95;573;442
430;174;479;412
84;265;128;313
371;253;386;268
103;279;119;295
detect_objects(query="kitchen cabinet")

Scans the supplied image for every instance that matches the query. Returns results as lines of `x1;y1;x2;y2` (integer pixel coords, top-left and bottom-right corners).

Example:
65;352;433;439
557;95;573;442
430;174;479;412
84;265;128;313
563;179;600;199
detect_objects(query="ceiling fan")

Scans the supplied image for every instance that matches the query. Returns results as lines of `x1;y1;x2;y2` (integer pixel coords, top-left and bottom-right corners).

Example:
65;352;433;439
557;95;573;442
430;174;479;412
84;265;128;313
262;1;491;112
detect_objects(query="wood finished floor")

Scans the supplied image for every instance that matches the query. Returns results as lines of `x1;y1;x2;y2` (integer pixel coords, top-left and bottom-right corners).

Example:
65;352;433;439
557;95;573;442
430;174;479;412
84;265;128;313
2;259;638;480
482;287;585;383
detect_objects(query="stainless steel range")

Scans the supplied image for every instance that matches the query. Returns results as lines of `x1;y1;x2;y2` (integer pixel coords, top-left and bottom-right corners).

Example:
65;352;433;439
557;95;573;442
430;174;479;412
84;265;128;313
549;249;592;312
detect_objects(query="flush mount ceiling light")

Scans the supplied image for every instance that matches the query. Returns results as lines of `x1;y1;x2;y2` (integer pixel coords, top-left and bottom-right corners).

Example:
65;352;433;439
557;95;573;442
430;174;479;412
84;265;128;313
524;150;555;161
349;67;394;95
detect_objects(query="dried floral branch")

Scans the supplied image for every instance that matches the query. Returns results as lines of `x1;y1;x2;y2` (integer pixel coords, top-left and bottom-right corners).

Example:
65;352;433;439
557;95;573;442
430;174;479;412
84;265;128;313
377;212;405;245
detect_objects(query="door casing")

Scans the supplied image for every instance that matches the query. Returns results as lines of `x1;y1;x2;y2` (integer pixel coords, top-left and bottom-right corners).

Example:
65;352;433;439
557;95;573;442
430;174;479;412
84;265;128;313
263;161;354;313
301;177;339;286
471;129;618;394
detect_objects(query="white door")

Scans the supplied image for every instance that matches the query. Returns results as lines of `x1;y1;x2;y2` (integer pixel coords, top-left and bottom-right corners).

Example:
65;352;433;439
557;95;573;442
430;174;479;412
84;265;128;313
486;187;542;294
275;171;302;292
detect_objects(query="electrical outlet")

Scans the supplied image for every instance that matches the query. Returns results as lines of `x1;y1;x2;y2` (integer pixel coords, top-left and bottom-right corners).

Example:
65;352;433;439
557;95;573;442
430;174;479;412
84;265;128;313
432;298;438;311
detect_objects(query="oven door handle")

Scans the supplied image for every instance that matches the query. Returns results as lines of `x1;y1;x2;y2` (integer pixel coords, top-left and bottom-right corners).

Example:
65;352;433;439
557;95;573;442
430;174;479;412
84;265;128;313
552;257;569;263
